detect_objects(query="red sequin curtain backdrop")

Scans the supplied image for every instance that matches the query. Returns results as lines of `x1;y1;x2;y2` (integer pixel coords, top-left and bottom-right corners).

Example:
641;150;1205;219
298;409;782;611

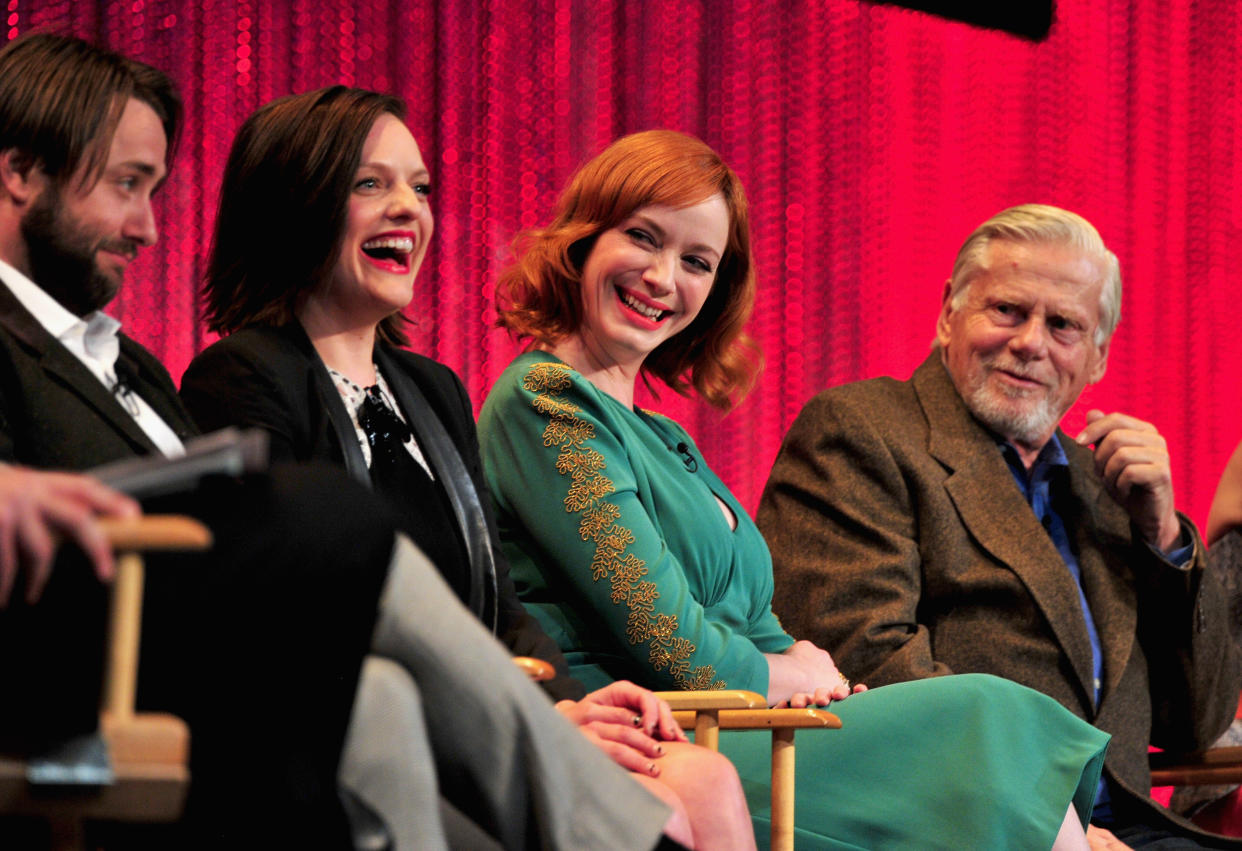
11;0;1242;525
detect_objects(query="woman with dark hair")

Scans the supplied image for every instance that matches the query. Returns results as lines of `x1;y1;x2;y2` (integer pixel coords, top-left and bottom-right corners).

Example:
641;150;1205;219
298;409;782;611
478;129;1111;849
180;88;754;850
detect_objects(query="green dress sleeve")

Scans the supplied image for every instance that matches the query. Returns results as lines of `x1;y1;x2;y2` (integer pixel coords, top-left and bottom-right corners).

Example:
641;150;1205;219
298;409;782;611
481;355;788;694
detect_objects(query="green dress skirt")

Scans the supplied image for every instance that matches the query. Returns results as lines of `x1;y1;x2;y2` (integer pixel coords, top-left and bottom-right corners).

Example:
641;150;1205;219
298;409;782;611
720;675;1106;850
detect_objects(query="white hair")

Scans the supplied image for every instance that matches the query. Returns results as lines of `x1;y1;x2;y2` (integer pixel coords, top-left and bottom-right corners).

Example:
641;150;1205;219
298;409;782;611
946;204;1121;345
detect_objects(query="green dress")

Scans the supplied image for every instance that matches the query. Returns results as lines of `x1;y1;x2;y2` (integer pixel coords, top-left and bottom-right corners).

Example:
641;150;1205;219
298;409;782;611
480;352;1109;849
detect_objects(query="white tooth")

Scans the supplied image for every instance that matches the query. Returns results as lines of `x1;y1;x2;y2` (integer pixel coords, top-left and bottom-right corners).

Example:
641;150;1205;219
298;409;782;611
363;236;415;253
621;291;664;319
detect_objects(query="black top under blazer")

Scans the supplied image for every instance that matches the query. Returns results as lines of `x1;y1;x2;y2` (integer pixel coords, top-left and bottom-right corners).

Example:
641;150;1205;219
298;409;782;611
180;321;584;701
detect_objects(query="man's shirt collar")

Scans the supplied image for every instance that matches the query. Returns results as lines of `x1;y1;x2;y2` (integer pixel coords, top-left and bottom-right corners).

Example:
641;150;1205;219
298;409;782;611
0;257;185;458
0;256;78;336
998;432;1068;485
0;256;121;366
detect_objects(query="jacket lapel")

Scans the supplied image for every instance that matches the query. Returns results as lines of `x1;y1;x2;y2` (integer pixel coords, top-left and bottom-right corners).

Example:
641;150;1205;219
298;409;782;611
117;339;198;442
284;323;370;484
0;283;160;455
913;354;1099;708
377;345;499;629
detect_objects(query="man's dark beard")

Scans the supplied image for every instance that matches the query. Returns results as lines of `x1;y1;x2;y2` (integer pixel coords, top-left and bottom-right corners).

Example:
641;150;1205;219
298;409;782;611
20;189;124;317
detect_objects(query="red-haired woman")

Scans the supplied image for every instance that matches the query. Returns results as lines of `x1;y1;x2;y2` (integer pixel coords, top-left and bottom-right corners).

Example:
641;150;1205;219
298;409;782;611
479;129;1108;849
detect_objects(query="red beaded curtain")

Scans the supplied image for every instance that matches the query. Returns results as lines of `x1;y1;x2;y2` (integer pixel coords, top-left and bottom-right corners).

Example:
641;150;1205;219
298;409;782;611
9;0;1242;526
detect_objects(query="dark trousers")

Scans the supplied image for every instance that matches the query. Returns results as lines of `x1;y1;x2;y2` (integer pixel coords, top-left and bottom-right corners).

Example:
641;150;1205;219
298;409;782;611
2;464;398;848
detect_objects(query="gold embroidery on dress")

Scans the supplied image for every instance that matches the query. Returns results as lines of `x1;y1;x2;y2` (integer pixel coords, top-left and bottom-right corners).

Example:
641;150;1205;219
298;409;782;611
523;361;724;690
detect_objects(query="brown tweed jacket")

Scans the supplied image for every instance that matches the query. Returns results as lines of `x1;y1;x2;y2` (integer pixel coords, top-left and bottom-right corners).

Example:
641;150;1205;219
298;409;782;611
759;352;1242;831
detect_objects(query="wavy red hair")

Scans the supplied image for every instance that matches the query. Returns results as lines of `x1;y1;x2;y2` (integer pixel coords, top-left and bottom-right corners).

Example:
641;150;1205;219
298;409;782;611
495;130;761;411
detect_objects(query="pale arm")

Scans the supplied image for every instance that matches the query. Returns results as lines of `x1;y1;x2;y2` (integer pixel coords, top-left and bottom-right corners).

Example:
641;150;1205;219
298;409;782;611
1207;438;1242;546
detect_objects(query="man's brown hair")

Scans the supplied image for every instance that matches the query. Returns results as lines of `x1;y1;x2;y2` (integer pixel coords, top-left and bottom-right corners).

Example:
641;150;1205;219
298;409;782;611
0;32;181;190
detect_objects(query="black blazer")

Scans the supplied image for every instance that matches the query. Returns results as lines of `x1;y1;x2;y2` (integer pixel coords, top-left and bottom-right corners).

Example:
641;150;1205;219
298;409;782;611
0;280;197;467
181;322;584;700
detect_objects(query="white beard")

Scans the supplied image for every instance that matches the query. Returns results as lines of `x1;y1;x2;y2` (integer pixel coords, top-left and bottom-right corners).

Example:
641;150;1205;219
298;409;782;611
961;362;1062;448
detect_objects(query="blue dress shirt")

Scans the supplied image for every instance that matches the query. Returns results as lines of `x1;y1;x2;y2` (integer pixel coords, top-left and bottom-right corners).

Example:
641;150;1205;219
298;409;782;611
1000;434;1193;824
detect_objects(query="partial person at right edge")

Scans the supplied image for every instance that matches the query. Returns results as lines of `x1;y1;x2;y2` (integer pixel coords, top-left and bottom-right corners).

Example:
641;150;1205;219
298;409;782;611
1205;440;1242;646
1168;438;1242;835
1208;440;1242;549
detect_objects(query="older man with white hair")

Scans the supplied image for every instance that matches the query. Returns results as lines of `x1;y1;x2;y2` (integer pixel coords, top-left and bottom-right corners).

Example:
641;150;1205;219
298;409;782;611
760;204;1242;847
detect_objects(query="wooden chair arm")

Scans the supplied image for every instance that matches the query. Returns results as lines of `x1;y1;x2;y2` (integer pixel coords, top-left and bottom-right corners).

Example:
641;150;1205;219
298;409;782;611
657;690;840;748
1150;747;1242;786
98;515;213;551
670;707;842;732
653;690;768;711
511;656;555;682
